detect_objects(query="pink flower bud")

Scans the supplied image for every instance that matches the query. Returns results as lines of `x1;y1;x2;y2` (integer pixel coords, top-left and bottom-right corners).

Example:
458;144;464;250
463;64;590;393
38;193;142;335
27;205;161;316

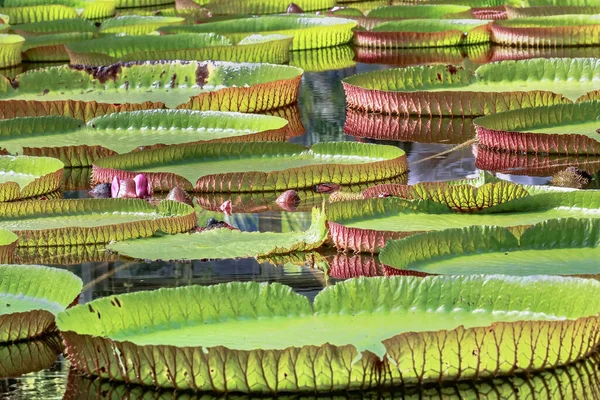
133;174;149;198
219;200;232;216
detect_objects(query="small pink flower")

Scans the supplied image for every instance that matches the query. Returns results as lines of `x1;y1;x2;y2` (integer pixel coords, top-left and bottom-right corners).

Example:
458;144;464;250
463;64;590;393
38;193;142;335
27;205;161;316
111;174;152;199
276;190;301;212
219;200;232;216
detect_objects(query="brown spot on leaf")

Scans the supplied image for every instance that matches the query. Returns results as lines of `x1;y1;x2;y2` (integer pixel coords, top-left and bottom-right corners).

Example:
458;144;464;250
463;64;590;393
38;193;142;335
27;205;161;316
446;65;458;75
70;63;123;84
196;64;209;87
436;73;442;81
170;73;177;89
88;304;94;313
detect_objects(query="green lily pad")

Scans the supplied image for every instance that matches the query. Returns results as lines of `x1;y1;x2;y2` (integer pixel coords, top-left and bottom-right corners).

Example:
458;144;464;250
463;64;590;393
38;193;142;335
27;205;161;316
0;110;290;167
11;18;98;36
0;155;63;202
99;16;184;35
61;352;600;399
0;5;77;24
491;15;600;47
0;335;63;378
67;33;293;65
289;45;356;72
343;58;600;116
108;207;327;261
367;4;472;19
115;0;173;8
0;61;303;112
159;15;357;50
22;32;95;62
205;0;336;15
91;142;408;192
354;44;492;66
381;218;600;278
354;19;491;48
505;5;600;18
327;190;600;252
14;244;116;266
0;0;115;22
0;34;23;68
0;264;82;343
57;275;600;392
474;101;600;155
0;229;17;264
344;111;476;143
0;199;196;247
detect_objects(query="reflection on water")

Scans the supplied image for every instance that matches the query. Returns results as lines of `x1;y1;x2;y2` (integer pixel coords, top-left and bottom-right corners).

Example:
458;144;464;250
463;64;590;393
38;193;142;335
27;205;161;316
6;52;600;398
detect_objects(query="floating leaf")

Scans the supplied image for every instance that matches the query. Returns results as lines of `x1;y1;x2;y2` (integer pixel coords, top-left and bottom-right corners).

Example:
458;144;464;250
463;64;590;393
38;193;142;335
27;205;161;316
354;19;491;48
367;4;472;19
327;191;600;252
505;5;600;18
61;352;600;399
14;244;116;266
92;142;407;193
0;264;82;343
12;18;97;35
343;58;600;115
205;0;336;15
67;33;293;65
58;275;600;392
0;335;63;378
160;15;357;50
0;61;303;112
0;229;17;264
0;34;23;68
0;155;64;202
474;101;600;155
0;199;196;247
344;111;476;143
99;16;184;35
289;45;355;72
22;32;94;62
492;15;600;47
0;5;77;24
0;110;290;167
381;218;600;278
108;207;327;261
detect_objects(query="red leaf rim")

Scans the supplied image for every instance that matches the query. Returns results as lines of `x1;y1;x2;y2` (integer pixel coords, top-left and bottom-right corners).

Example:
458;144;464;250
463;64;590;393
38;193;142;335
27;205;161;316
491;23;600;47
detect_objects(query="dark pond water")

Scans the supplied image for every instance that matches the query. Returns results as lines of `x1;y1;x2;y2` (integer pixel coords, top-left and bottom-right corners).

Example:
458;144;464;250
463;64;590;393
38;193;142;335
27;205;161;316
2;43;599;399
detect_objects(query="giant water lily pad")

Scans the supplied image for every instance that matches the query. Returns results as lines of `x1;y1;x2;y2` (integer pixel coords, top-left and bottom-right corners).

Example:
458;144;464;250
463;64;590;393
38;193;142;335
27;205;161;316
327;190;600;252
22;32;94;62
11;18;97;36
343;58;600;115
0;229;17;264
0;264;82;343
205;0;335;15
67;33;293;65
354;44;492;66
108;207;327;260
99;16;184;35
0;0;115;23
0;110;290;167
0;61;303;112
491;15;600;47
0;155;63;202
92;142;407;192
289;45;356;72
367;4;472;19
58;275;600;392
344;111;476;143
159;16;357;50
381;218;600;278
474;102;600;155
354;19;491;48
505;5;600;18
0;34;23;68
0;199;196;247
61;351;600;399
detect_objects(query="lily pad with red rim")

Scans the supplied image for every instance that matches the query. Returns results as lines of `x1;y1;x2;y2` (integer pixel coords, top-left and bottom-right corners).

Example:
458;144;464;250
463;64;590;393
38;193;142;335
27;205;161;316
204;0;336;15
91;141;408;193
343;58;600;116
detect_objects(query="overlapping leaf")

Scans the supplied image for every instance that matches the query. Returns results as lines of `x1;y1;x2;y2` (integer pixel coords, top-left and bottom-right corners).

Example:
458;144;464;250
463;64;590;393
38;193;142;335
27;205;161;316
0;264;82;343
204;0;335;15
91;141;407;192
0;155;64;202
159;15;357;50
0;335;63;379
0;110;290;167
22;32;94;62
0;229;17;264
57;275;600;392
108;207;327;260
0;199;196;246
